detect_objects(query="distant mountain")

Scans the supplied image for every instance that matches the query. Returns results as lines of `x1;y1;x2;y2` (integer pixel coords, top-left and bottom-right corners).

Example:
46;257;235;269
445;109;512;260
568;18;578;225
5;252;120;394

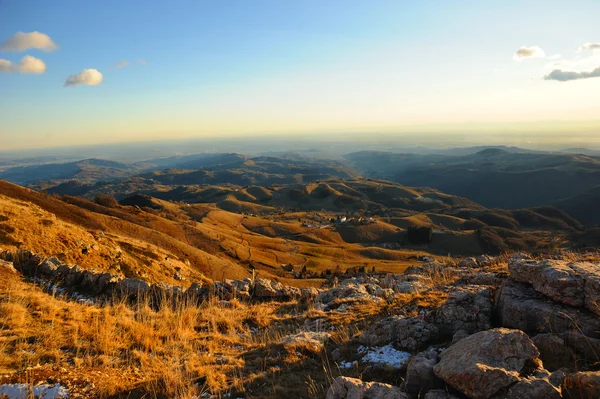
555;186;600;226
559;148;600;157
345;150;600;211
0;158;136;186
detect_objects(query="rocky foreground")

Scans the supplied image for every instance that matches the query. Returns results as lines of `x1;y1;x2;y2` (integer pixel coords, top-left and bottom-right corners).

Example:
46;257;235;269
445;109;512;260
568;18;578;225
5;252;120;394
1;249;599;398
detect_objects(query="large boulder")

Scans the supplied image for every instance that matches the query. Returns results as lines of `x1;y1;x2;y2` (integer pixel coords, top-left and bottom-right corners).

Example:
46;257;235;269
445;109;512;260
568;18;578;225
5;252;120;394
326;376;407;399
496;280;600;338
502;376;562;399
509;259;600;316
404;349;444;397
359;316;438;351
433;328;541;399
432;285;493;336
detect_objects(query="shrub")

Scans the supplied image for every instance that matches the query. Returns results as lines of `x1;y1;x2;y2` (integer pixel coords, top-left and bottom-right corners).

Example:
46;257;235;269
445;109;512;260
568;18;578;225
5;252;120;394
94;194;119;208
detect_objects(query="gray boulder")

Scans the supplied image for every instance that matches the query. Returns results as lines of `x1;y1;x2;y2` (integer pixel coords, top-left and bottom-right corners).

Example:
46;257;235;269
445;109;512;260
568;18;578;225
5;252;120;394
433;285;494;336
359;316;438;351
433;328;541;399
115;278;151;298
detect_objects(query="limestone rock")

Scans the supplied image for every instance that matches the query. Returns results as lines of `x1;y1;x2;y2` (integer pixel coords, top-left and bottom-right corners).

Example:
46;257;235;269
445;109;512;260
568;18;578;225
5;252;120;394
433;328;541;399
509;258;600;315
496;280;600;338
359;316;438;351
432;285;493;335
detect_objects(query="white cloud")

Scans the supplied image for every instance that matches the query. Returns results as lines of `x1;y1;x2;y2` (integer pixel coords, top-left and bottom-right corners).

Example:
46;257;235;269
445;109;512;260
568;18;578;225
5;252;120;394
513;45;546;61
116;61;129;68
138;59;147;66
0;31;58;52
578;43;600;52
544;66;600;82
64;69;103;87
0;55;46;74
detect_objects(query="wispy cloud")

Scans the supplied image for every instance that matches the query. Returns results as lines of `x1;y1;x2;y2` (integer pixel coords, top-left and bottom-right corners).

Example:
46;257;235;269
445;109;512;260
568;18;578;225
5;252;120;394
513;45;545;61
64;69;103;87
0;55;46;74
544;67;600;82
0;31;58;52
138;59;147;66
116;61;129;68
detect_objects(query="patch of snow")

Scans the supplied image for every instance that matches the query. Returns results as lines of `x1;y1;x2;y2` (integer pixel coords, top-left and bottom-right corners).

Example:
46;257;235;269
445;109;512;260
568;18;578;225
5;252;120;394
0;384;69;399
338;360;358;369
357;344;411;368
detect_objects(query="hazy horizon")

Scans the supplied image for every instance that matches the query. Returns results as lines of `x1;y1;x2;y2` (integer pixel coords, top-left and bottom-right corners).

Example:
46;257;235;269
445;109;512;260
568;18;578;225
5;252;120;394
2;0;600;151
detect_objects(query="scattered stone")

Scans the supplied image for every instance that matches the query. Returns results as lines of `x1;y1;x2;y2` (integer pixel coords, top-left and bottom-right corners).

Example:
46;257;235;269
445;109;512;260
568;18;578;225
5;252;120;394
326;376;407;399
433;328;541;399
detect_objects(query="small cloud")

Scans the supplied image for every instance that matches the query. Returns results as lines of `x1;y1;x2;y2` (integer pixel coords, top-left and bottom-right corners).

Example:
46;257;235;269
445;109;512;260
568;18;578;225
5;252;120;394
578;43;600;52
513;45;546;61
0;31;58;52
138;59;147;66
0;55;46;74
116;61;129;68
64;68;103;87
547;54;562;60
544;66;600;82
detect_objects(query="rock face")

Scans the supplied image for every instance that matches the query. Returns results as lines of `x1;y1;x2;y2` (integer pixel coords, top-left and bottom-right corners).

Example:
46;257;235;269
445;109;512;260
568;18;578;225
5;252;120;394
432;285;494;336
496;280;600;338
509;258;600;315
359;316;438;351
433;328;541;399
404;349;444;396
326;376;407;399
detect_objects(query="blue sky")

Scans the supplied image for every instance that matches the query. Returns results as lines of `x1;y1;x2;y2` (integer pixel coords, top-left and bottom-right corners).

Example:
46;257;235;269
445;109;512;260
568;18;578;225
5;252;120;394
1;0;600;149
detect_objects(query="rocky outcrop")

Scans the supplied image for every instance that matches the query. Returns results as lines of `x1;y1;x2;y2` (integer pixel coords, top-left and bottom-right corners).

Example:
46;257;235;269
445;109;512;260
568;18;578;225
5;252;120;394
509;258;600;315
496;280;600;338
432;285;494;336
359;316;438;351
326;376;407;399
404;349;444;397
433;328;541;399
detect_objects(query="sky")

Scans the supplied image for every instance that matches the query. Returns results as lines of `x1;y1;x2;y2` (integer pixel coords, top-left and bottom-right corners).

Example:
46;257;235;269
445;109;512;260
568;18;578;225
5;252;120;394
1;0;600;150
